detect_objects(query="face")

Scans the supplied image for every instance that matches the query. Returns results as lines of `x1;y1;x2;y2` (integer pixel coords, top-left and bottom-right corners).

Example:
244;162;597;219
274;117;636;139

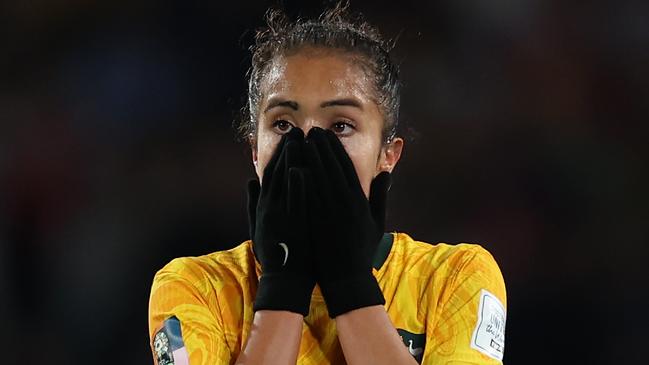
252;48;403;197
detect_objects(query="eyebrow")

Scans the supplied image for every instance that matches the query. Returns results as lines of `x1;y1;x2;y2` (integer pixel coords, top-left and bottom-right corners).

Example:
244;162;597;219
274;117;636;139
263;98;363;113
320;98;363;110
264;99;298;113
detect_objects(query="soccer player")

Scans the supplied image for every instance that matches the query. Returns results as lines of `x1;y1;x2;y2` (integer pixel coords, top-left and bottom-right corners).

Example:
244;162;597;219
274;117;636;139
148;4;506;365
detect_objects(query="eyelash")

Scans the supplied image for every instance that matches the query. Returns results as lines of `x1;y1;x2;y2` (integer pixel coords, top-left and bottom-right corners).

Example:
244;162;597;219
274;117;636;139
272;119;294;133
331;120;356;136
270;119;356;136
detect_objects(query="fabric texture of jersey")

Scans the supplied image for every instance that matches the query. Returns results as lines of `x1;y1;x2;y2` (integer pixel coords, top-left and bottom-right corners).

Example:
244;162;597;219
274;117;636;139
148;232;507;365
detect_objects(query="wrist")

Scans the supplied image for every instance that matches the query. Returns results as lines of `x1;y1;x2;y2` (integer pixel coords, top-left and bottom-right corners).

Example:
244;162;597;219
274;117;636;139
239;310;304;364
254;273;315;316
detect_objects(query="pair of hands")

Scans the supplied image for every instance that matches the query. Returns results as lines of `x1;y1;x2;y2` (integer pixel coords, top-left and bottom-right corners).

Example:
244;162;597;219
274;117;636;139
247;127;391;318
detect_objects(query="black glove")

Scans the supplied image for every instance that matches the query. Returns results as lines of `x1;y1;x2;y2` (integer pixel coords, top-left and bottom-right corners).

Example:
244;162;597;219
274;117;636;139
246;127;315;316
304;127;391;318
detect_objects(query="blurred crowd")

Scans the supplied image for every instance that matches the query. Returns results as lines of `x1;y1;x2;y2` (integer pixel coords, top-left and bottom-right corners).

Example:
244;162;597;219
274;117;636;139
1;1;647;364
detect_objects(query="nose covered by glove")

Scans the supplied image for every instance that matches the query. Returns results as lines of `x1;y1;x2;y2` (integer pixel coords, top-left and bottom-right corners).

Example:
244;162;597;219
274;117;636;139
247;126;391;318
247;127;314;316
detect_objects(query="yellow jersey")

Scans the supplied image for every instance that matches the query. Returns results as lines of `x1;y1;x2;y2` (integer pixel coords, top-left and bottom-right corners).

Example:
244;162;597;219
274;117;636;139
149;232;507;364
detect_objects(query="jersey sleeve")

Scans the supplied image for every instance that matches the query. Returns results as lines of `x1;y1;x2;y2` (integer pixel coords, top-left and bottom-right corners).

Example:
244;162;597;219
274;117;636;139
423;246;507;365
148;258;232;365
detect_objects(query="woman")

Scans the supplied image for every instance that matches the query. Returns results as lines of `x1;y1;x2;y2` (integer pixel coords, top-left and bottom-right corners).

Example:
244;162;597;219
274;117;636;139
148;4;506;365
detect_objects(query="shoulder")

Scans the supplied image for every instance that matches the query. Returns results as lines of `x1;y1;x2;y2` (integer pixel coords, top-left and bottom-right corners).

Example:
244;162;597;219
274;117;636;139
148;243;255;364
154;240;256;280
148;240;257;336
388;232;506;306
387;233;507;362
151;240;258;302
390;232;501;276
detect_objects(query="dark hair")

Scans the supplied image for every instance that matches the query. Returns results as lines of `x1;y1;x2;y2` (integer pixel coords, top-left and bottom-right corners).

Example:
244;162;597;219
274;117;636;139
239;1;401;144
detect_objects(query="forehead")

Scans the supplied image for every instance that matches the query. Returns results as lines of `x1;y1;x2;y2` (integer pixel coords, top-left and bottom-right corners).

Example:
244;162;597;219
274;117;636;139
260;49;376;103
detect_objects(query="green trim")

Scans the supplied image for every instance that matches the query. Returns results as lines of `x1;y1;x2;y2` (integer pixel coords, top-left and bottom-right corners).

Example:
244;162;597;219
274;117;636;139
372;233;394;270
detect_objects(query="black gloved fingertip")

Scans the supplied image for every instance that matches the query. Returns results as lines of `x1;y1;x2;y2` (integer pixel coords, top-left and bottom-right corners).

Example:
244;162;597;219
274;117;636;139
306;126;325;140
287;126;305;140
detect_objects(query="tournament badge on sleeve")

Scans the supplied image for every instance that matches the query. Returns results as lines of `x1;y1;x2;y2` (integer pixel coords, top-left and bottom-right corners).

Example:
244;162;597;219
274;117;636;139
153;316;190;365
471;289;506;361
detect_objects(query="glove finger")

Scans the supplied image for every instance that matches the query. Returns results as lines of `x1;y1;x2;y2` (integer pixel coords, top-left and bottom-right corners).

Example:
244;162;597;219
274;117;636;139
246;179;261;261
322;129;364;196
287;167;307;223
265;140;288;207
261;132;290;192
368;171;392;231
306;128;350;198
285;127;304;170
303;138;334;203
265;128;300;202
246;179;261;240
301;167;327;238
269;138;302;204
269;127;305;198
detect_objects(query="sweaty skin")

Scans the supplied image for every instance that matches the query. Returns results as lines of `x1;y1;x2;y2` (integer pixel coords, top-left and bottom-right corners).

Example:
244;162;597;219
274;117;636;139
252;47;403;197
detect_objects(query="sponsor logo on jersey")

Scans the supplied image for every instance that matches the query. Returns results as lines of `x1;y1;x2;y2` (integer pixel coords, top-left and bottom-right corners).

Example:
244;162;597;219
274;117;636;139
397;328;426;364
278;242;289;266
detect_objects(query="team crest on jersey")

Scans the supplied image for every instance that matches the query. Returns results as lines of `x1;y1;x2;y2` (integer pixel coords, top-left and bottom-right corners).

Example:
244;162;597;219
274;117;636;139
153;316;189;365
397;328;426;364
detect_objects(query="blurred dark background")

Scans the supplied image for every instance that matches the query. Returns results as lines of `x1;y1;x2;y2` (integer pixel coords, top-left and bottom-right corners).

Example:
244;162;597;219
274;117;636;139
1;0;647;364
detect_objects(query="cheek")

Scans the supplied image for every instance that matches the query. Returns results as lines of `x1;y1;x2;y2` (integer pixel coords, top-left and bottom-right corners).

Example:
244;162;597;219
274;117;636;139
341;137;381;198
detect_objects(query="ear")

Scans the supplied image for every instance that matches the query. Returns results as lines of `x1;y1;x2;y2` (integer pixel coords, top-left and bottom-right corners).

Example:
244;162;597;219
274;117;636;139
377;137;404;173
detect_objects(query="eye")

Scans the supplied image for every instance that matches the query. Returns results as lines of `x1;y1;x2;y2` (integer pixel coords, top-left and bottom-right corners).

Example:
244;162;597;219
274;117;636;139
272;119;294;134
330;121;356;137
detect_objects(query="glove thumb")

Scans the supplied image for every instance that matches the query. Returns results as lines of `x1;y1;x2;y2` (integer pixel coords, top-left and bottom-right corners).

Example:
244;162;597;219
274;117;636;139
368;171;391;232
246;179;261;241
